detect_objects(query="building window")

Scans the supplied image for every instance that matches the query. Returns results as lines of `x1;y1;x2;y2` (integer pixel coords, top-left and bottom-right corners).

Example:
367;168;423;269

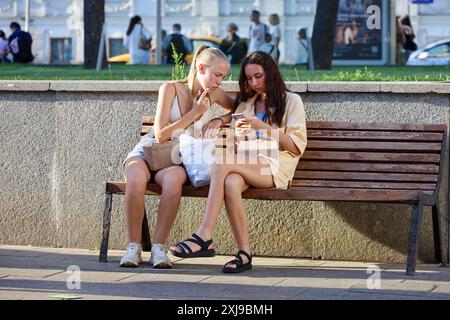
284;0;316;16
219;0;257;16
165;0;194;16
109;38;128;57
50;38;72;64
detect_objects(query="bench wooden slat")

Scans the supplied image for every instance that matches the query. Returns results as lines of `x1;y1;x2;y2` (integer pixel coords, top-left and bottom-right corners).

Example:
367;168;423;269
106;181;428;202
265;188;430;202
306;121;447;132
141;120;446;137
301;151;440;163
143;116;154;125
290;180;435;190
306;141;442;152
297;161;439;174
107;182;210;197
294;171;438;182
308;130;443;142
141;125;152;135
142;117;447;133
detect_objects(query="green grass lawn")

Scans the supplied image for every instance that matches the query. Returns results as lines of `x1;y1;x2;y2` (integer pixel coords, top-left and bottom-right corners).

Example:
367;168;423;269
0;63;449;81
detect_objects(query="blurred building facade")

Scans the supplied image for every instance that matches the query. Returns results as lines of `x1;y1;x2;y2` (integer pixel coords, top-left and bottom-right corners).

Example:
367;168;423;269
0;0;448;65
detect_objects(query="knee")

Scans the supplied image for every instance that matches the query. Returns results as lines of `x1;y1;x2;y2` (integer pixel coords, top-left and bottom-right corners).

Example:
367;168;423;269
125;174;148;192
124;159;150;192
224;173;244;197
161;173;185;196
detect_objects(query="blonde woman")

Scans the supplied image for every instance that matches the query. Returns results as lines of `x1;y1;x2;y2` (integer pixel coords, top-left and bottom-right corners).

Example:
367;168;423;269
120;45;234;268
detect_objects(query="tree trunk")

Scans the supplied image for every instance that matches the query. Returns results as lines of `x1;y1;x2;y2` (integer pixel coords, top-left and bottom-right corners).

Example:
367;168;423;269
311;0;340;69
84;0;105;69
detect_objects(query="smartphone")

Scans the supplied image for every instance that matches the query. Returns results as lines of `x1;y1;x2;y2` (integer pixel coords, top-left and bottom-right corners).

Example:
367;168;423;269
231;113;245;120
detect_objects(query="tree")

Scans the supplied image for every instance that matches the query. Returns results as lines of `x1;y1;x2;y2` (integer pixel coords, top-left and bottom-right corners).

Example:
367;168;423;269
84;0;105;69
311;0;340;70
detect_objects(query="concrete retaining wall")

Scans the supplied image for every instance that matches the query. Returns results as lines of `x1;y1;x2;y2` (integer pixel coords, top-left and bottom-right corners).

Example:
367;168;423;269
1;80;449;263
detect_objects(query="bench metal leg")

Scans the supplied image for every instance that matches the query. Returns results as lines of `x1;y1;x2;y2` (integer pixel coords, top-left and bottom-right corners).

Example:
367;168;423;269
99;192;113;263
448;200;450;265
141;208;152;252
432;203;445;264
406;202;423;276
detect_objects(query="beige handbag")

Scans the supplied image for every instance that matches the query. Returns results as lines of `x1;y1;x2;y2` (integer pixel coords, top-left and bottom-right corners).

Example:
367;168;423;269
143;141;180;172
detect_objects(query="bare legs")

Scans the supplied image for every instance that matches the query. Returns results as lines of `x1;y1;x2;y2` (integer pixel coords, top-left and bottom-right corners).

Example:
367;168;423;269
124;157;187;245
171;156;274;267
153;165;187;243
223;174;251;259
124;158;150;243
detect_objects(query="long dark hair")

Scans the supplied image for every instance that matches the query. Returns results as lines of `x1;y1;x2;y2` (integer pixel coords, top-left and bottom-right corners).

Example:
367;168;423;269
400;15;412;28
0;30;5;39
234;51;287;127
126;15;142;36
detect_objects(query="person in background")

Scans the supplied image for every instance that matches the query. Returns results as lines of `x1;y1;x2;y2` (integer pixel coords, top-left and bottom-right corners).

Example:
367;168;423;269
395;16;405;65
160;28;168;64
398;15;417;63
259;33;279;62
124;15;152;65
294;28;309;66
162;23;193;64
248;10;269;54
219;22;248;64
8;22;34;63
0;30;11;63
268;13;281;63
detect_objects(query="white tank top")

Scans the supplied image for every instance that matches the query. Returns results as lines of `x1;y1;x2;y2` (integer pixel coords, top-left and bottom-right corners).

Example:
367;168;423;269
170;85;211;138
169;94;182;123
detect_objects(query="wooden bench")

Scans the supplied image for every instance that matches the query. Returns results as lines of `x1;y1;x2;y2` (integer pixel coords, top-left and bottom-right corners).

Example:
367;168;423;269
100;116;448;275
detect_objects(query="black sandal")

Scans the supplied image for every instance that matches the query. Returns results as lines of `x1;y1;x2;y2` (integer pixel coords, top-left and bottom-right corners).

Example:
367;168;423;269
223;250;252;273
170;233;216;258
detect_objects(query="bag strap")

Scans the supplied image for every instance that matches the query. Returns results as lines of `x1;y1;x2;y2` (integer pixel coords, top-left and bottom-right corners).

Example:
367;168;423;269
300;41;308;51
226;41;237;54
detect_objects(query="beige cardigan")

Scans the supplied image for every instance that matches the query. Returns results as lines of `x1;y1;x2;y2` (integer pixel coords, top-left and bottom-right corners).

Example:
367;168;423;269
230;92;307;189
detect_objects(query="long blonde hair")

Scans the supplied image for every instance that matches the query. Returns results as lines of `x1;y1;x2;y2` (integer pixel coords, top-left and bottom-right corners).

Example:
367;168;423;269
180;44;229;97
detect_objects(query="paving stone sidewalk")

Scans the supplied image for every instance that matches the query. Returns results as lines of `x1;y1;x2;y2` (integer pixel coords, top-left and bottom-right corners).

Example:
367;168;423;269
0;245;449;300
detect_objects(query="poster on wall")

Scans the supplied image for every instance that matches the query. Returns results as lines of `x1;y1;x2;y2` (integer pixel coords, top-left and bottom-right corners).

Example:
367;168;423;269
333;0;388;65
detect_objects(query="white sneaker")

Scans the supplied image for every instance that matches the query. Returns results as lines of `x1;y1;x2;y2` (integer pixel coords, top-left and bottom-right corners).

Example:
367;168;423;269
119;242;142;267
149;243;173;269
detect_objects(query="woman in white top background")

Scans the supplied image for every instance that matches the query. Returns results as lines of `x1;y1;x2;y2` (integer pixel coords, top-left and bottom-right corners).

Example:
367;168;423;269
124;15;152;65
